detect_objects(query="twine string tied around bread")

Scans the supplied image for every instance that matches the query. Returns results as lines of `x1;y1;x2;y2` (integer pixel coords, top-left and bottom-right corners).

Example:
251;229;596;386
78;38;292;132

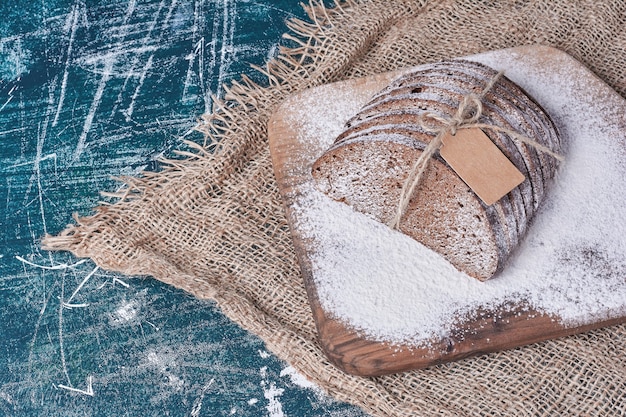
387;71;565;230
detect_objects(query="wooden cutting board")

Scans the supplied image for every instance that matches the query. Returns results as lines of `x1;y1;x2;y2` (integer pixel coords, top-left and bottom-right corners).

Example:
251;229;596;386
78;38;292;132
267;46;626;377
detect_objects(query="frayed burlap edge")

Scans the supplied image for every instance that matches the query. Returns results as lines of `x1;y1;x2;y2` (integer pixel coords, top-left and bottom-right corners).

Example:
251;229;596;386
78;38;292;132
43;1;626;416
43;2;433;415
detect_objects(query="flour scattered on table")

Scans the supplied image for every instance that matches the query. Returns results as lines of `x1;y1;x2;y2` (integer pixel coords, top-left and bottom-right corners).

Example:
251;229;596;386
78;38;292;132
280;366;318;391
263;383;285;417
286;77;399;146
113;300;138;323
288;54;626;345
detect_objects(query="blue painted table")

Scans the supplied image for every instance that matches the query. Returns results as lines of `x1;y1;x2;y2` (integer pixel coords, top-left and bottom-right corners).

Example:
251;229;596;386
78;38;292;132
0;1;366;415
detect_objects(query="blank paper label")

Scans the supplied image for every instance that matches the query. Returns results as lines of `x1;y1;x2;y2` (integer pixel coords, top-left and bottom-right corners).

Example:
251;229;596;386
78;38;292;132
439;128;525;205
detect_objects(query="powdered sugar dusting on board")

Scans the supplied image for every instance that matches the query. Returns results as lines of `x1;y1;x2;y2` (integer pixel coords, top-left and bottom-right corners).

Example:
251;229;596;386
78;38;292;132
284;71;411;147
293;185;498;342
286;81;371;146
284;54;626;346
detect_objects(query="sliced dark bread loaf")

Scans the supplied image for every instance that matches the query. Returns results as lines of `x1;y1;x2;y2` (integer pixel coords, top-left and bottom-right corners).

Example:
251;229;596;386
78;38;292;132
311;60;561;281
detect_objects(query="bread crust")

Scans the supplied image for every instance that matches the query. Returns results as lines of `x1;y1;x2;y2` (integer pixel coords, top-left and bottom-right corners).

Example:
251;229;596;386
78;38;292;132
311;60;561;281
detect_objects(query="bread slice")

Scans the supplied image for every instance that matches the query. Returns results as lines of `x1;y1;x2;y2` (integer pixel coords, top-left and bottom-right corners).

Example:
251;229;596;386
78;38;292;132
311;60;561;281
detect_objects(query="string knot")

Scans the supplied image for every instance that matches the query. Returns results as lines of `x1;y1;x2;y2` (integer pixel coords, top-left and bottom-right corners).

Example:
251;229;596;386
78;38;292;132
387;70;563;230
417;92;483;137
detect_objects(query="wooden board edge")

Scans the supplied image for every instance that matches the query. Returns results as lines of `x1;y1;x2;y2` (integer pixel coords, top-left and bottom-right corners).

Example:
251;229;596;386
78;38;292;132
267;45;626;377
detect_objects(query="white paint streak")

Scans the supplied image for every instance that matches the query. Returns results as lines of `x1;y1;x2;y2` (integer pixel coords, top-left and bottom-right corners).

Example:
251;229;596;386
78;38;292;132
108;0;177;120
216;0;235;99
145;320;159;330
181;0;204;105
79;52;148;71
28;282;56;374
0;31;48;44
201;0;235;112
0;94;14;113
128;0;175;120
124;54;153;121
57;375;94;397
62;302;89;309
107;0;138;119
73;59;113;162
113;277;130;288
125;0;137;20
0;126;28;137
58;275;71;386
8;152;56;169
206;0;220;111
53;3;80;127
161;0;179;32
32;77;59;239
0;76;22;112
182;37;203;104
190;378;214;417
15;256;88;270
65;265;99;305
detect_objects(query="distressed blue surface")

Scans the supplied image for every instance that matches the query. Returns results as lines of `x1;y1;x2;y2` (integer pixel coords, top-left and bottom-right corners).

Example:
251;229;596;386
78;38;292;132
0;1;367;415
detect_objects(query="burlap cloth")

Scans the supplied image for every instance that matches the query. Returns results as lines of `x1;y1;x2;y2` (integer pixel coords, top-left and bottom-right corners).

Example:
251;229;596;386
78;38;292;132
44;1;626;415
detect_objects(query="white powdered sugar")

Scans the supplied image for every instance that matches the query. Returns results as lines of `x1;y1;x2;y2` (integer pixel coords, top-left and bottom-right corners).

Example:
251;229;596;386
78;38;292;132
289;81;370;148
284;50;626;346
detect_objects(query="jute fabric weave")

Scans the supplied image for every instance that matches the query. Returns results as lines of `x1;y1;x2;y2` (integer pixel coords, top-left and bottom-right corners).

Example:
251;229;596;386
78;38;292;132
44;1;626;415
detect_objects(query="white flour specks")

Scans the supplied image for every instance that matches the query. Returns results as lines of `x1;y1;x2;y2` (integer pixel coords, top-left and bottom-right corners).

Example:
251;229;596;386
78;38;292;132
263;383;285;417
259;366;285;417
285;82;380;147
289;52;626;346
146;350;184;391
280;366;318;391
114;300;138;322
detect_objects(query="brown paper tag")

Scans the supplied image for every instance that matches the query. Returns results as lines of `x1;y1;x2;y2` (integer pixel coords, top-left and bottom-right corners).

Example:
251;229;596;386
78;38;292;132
439;128;525;206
